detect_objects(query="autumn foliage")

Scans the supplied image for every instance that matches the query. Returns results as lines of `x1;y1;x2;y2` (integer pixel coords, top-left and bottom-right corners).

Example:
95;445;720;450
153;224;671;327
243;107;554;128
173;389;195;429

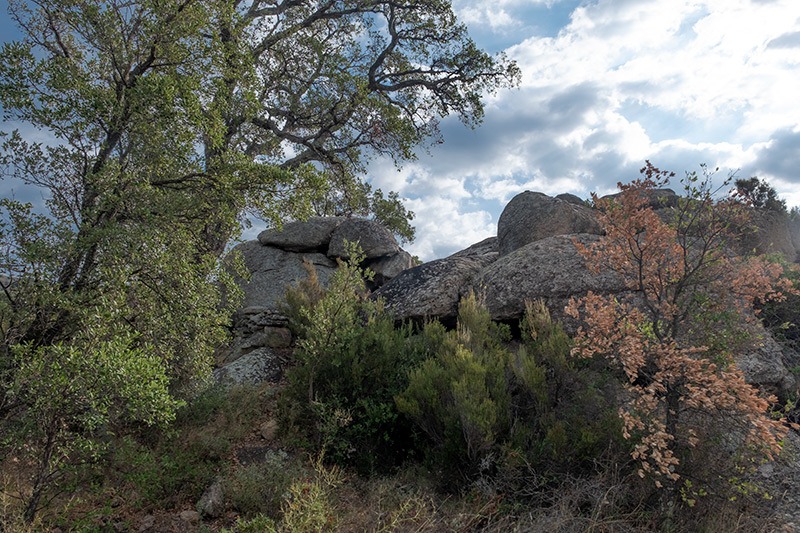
566;162;793;487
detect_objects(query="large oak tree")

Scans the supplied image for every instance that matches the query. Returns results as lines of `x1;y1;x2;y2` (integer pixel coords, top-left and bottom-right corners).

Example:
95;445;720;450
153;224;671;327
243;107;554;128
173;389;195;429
0;0;517;521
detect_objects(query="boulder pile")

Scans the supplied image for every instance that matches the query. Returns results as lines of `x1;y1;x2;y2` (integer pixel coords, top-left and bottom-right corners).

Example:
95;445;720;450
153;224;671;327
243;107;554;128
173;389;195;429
217;192;800;396
214;217;413;385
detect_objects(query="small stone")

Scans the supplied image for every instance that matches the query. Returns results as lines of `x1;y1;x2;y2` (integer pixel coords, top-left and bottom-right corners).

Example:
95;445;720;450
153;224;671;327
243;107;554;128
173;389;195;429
180;510;200;523
138;515;155;531
261;419;278;441
197;478;225;519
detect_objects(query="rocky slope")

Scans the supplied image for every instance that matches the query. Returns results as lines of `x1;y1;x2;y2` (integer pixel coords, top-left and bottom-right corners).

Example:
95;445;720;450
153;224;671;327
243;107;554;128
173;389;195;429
219;190;800;397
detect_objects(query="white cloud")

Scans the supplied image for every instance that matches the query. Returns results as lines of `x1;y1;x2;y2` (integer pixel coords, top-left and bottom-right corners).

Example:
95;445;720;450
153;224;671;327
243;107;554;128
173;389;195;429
363;0;800;261
403;196;495;260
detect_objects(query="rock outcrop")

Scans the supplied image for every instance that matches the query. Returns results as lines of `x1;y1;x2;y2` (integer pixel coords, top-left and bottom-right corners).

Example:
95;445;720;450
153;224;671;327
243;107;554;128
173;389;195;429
221;191;800;397
375;190;800;396
496;191;603;256
373;254;497;324
215;217;413;385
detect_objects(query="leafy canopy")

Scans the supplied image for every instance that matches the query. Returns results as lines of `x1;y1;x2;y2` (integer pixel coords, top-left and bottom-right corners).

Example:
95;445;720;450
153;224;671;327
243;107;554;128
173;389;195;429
0;0;516;521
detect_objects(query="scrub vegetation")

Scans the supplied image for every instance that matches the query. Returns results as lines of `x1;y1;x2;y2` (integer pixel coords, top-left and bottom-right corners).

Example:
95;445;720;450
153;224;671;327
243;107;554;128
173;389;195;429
0;0;798;531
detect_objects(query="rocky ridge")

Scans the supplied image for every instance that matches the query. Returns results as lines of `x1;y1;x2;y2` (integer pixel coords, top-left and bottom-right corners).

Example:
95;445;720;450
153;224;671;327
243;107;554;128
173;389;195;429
218;191;800;396
210;190;800;527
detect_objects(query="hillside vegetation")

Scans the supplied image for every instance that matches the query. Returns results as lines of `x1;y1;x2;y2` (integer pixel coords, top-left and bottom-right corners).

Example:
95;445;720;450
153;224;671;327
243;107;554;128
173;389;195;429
3;168;800;532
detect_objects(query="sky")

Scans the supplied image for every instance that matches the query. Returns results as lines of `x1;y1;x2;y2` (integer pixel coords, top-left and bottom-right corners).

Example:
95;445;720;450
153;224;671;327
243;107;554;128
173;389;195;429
2;0;799;262
364;0;800;261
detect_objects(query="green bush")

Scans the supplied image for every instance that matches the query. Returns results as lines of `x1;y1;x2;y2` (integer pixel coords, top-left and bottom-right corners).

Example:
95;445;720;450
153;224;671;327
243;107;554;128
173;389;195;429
396;295;624;485
117;384;264;508
395;292;514;473
279;242;425;473
224;450;295;519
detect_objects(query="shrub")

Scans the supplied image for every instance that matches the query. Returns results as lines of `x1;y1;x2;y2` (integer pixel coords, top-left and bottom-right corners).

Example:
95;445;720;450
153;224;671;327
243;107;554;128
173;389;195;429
279;242;425;473
117;384;264;508
396;293;621;487
567;162;792;500
395;292;513;474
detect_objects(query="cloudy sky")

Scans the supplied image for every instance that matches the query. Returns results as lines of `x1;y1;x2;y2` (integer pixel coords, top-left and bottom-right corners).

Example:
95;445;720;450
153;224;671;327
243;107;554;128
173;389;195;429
2;1;799;262
366;0;800;261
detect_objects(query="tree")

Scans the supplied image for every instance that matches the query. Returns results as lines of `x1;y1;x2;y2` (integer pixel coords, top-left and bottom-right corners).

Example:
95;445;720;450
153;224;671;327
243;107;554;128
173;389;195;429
0;0;517;521
734;176;787;214
565;163;793;493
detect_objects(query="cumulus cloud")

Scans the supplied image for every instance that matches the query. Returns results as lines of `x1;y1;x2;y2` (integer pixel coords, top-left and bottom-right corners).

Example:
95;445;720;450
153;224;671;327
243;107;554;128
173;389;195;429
752;128;800;183
367;0;800;261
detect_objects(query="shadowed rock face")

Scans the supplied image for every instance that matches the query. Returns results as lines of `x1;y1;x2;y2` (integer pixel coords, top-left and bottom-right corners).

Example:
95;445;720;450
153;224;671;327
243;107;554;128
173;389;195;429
735;209;797;261
373;254;498;324
232;241;337;311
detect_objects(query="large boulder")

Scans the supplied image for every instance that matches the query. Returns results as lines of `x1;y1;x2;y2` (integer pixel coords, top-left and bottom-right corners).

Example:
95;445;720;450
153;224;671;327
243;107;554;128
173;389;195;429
473;234;628;328
327;218;400;259
257;217;346;252
374;254;498;324
212;347;283;386
232;240;337;311
497;191;603;256
224;217;414;372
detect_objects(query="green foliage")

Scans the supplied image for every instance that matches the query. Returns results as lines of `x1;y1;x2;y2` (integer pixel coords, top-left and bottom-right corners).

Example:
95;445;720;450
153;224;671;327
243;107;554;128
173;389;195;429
735;177;787;214
396;292;513;472
220;514;278;533
117;384;263;509
2;316;180;522
0;0;515;523
396;295;620;484
279;454;344;533
279;242;424;473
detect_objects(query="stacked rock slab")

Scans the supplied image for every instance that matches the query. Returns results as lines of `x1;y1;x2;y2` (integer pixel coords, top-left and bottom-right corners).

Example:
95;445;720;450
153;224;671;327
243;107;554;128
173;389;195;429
214;217;414;386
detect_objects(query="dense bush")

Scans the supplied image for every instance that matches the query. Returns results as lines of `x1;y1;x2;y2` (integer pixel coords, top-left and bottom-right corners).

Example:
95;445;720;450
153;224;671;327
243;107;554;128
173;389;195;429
396;294;624;487
279;243;426;473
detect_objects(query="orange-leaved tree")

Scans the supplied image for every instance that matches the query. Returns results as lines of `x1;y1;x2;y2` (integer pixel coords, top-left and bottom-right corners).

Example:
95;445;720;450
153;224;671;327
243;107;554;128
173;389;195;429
565;162;794;488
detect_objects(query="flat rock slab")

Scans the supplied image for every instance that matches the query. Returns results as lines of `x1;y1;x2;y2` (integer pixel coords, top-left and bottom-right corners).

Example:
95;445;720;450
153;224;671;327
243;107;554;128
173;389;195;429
375;254;498;323
258;216;346;252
